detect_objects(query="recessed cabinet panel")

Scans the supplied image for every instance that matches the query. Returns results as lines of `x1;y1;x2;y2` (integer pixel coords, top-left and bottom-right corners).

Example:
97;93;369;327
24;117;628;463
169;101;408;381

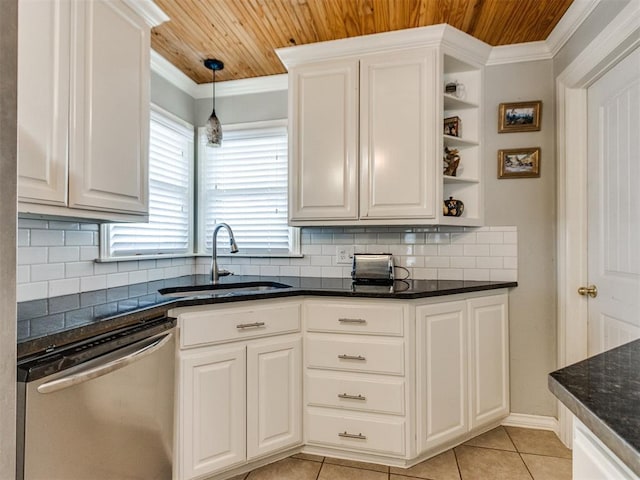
69;0;148;213
360;49;438;219
468;295;509;428
416;301;468;451
17;0;70;206
247;336;302;459
290;60;359;220
179;346;246;479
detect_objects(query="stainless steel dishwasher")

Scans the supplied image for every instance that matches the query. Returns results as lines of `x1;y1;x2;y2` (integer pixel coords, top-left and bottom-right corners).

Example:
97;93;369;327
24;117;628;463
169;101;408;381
17;316;176;480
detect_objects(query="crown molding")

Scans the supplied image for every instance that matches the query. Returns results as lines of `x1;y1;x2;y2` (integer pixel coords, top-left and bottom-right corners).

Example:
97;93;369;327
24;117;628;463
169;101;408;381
151;50;288;99
193;74;288;99
151;50;199;97
123;0;169;27
486;0;601;65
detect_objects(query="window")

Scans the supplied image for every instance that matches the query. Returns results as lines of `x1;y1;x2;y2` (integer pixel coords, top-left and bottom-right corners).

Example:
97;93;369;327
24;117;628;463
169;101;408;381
102;106;194;258
198;120;299;256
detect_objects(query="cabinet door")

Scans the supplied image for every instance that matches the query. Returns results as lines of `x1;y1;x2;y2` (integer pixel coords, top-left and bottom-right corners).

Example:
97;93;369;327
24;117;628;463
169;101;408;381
17;0;70;206
247;335;302;459
289;60;359;221
416;301;468;452
179;346;246;480
468;294;509;428
360;48;438;219
69;0;148;214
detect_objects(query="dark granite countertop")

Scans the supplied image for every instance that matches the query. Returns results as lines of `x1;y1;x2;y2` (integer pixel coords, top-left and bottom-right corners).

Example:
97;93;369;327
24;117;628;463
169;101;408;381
18;274;516;359
549;340;640;476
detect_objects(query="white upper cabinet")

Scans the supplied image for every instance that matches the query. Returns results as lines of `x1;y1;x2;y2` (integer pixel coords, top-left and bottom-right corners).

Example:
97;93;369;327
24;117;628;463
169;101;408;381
17;0;70;207
17;0;168;222
289;60;359;220
360;49;438;220
278;25;490;226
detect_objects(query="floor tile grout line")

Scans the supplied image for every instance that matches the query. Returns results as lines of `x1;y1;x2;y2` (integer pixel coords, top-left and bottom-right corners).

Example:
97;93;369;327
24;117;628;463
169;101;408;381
518;452;536;480
452;445;464;480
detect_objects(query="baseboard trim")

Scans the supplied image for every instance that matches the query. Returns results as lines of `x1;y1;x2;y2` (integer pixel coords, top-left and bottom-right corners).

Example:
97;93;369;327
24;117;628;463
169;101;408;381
502;413;560;436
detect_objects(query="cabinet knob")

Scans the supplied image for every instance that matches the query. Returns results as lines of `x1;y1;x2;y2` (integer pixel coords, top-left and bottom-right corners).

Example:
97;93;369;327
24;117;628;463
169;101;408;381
577;285;598;298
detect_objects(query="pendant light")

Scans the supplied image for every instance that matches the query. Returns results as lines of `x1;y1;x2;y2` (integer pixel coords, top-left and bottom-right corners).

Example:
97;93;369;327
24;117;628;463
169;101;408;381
204;58;224;147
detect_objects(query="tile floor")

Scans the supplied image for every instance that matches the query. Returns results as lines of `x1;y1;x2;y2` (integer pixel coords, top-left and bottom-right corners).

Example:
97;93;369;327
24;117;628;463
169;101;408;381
231;426;572;480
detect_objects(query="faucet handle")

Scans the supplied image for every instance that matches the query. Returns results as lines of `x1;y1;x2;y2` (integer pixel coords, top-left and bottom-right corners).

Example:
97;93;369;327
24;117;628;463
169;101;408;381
217;268;234;277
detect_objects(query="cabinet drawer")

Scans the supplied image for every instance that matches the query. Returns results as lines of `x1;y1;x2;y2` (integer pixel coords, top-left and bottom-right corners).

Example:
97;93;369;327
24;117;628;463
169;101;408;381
305;302;403;336
306;371;405;415
306;335;404;375
179;303;301;348
307;409;405;456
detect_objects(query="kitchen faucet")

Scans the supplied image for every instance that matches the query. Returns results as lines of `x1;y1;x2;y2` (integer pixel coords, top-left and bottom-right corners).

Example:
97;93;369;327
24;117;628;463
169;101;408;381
211;223;239;283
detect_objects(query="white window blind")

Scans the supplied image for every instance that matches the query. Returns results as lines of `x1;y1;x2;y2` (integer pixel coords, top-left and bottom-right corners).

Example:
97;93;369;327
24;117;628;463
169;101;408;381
198;120;297;256
104;108;194;257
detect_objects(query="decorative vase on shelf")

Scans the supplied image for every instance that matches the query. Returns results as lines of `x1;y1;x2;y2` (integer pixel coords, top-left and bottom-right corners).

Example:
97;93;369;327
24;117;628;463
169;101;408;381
443;147;461;176
443;197;464;217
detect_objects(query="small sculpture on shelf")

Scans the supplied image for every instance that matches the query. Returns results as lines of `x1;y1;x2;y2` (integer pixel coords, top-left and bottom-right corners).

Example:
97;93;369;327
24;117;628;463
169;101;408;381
443;147;461;176
443;197;465;217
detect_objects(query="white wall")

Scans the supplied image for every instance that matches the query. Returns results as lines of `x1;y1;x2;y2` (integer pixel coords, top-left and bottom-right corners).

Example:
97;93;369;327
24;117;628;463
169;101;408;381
484;60;557;417
0;0;18;476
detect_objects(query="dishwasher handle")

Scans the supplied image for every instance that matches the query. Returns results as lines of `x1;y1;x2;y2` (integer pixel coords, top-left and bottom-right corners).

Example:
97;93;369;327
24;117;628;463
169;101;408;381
37;331;174;394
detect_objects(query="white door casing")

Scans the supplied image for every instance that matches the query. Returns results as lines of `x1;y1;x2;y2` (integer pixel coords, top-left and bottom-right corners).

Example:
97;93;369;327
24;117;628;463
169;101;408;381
556;0;640;446
586;46;640;356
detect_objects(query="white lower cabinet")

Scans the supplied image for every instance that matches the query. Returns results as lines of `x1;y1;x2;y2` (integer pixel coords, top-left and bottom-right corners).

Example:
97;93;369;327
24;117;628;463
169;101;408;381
174;292;510;476
416;294;509;453
573;418;639;480
175;301;303;480
179;346;246;479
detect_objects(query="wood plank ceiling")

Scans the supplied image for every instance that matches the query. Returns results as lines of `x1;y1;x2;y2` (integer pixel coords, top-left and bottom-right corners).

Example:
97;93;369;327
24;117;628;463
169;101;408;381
151;0;574;84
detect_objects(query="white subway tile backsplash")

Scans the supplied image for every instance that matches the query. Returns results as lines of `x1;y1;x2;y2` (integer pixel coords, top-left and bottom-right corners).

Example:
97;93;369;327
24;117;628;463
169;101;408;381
107;272;129;288
48;278;79;297
64;230;93;246
18;247;48;265
65;261;95;278
18;229;29;246
31;264;65;282
17;220;518;302
31;229;64;246
17;265;30;284
18;282;48;301
81;275;107;292
477;231;504;244
49;246;80;263
80;246;99;261
463;244;491;257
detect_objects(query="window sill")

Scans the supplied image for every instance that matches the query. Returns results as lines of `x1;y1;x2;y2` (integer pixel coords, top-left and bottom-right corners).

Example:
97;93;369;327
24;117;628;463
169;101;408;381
97;252;304;263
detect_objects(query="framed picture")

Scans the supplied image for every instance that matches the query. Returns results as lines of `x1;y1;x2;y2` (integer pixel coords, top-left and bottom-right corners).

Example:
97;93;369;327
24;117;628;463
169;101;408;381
498;101;542;133
498;147;540;178
444;116;461;137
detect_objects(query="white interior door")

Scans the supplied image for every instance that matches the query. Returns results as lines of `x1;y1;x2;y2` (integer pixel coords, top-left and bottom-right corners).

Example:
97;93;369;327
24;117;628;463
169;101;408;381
586;46;640;356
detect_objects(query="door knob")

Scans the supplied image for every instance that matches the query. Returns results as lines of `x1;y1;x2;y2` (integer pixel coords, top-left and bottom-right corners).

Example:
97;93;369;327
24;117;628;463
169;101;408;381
578;285;598;298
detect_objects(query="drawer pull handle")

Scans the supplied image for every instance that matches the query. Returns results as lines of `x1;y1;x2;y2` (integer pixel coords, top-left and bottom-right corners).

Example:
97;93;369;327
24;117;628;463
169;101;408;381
338;431;367;440
236;322;266;329
338;318;366;324
338;354;366;361
338;393;366;401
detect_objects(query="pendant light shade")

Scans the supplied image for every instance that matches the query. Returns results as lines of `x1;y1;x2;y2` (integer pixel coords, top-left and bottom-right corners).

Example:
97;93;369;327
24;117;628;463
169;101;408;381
204;58;224;147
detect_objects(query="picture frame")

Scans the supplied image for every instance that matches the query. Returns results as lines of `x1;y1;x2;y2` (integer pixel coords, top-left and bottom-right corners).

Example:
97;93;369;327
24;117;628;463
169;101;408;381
498;101;542;133
444;116;461;137
498;147;540;178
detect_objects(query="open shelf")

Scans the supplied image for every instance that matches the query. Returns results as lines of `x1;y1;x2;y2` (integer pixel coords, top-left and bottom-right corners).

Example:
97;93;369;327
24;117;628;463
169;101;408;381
443;175;479;184
444;94;477;110
443;134;478;147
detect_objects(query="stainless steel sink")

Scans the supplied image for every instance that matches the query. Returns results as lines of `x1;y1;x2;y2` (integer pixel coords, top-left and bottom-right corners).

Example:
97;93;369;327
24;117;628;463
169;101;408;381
159;281;292;298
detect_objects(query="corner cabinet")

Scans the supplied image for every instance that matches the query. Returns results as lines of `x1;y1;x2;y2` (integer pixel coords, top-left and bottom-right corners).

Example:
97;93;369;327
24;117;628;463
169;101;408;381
278;25;490;227
173;300;303;480
17;0;168;222
416;293;509;454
